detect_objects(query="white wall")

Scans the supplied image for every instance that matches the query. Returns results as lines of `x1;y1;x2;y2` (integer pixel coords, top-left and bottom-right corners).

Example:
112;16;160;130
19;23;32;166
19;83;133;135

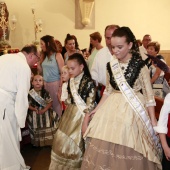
4;0;170;50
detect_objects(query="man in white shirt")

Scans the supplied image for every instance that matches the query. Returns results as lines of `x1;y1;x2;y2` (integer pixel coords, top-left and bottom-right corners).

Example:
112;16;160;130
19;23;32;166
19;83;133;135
88;31;103;71
0;44;40;170
139;34;152;60
91;24;119;86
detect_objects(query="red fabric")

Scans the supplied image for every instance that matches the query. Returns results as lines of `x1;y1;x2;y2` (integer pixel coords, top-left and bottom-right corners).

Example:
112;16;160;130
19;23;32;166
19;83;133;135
100;86;105;96
167;115;170;137
62;101;66;111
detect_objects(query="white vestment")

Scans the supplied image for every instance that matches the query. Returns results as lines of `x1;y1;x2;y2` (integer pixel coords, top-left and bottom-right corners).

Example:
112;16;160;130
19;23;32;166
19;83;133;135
90;47;113;86
0;52;31;170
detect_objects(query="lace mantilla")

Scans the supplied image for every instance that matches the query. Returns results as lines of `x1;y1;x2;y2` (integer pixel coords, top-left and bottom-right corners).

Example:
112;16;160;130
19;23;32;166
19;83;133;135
107;54;145;90
68;74;95;104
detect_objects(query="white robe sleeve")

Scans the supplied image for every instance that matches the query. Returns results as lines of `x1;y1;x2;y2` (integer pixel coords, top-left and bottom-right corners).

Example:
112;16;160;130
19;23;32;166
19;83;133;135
15;63;31;128
154;93;170;134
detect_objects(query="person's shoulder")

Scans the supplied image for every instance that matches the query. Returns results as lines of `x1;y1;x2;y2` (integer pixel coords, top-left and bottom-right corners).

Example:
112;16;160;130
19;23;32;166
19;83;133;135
165;93;170;100
95;47;109;57
157;55;164;60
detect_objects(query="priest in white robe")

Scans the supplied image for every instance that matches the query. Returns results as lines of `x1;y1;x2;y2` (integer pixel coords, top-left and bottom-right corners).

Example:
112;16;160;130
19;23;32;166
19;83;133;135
0;44;40;170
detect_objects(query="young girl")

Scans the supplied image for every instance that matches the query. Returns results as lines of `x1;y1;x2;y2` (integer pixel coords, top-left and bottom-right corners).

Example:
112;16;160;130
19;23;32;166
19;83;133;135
49;53;96;169
27;75;58;147
60;65;70;111
81;27;162;170
154;93;170;170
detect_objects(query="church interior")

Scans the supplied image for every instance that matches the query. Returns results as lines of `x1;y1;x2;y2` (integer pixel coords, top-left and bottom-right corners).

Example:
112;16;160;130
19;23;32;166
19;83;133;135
1;0;170;170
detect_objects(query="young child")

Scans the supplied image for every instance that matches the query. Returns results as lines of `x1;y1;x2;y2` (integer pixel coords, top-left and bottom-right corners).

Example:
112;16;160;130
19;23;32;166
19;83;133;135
27;75;58;147
154;93;170;170
49;53;96;170
60;65;70;111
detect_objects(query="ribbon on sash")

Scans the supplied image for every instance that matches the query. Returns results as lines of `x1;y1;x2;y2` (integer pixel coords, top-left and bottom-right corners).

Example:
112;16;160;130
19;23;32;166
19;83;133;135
110;58;162;159
29;89;47;107
70;77;87;117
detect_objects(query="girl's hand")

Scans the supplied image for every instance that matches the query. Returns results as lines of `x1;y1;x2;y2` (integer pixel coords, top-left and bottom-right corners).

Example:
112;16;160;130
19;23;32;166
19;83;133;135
82;114;91;136
38;109;45;114
89;109;97;117
34;107;39;114
164;146;170;161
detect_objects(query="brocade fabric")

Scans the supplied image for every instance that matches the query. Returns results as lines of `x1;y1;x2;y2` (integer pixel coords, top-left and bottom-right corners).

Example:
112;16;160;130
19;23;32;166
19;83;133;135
84;58;162;169
49;73;96;169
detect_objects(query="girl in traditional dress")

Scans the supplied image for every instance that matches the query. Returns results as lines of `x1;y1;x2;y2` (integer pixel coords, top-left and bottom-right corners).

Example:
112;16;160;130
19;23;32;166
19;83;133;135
27;75;57;147
81;27;162;170
49;53;96;170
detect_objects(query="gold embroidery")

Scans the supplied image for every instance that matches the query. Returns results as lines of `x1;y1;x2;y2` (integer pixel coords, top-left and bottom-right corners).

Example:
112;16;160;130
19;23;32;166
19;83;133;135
85;141;144;161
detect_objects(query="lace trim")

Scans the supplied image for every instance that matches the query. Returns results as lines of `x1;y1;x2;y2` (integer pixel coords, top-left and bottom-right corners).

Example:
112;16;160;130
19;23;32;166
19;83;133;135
68;74;95;104
107;54;145;90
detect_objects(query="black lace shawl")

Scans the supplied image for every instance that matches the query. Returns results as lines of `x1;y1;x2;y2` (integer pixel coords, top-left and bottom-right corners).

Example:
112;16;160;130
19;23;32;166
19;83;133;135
107;55;145;90
67;74;96;104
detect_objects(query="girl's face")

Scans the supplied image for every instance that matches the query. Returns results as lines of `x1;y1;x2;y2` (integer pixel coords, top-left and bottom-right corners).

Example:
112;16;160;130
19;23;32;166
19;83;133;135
147;46;157;57
67;60;84;78
66;39;75;51
111;36;132;62
32;75;43;91
40;40;46;52
61;69;70;82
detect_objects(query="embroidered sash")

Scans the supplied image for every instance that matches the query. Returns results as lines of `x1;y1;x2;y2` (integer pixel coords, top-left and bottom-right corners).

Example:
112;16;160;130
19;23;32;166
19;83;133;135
70;77;87;117
110;59;162;159
29;89;46;107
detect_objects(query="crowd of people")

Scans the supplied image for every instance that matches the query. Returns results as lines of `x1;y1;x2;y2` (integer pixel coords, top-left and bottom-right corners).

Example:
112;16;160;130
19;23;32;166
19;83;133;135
0;24;170;170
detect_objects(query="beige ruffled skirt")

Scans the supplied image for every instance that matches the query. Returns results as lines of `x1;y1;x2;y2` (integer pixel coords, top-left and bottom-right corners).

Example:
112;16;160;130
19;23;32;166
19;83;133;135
83;92;162;169
81;138;161;170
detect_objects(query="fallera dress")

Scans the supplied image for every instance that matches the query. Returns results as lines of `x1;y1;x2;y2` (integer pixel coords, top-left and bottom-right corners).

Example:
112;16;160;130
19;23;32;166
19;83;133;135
81;55;162;170
27;88;58;147
49;72;96;170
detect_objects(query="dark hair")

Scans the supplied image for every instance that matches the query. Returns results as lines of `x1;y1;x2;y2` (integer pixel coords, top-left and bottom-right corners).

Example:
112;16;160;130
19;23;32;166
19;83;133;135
21;44;38;54
72;35;80;50
68;53;91;78
112;26;141;57
64;34;75;45
40;35;58;56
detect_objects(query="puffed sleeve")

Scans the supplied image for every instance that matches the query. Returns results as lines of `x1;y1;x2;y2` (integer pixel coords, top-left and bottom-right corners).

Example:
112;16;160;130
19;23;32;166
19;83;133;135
139;65;156;107
154;93;170;134
60;82;68;102
103;70;114;96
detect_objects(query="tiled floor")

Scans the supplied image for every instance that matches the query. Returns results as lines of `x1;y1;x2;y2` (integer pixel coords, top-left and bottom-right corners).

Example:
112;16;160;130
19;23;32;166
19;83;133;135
21;144;51;170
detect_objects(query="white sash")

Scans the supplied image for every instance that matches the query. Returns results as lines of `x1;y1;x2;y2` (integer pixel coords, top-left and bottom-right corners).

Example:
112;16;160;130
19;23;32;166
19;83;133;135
29;89;46;107
70;77;87;117
110;59;162;158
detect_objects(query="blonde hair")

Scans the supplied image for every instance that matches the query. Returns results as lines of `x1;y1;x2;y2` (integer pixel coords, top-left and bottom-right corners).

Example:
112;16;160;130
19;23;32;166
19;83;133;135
61;65;69;72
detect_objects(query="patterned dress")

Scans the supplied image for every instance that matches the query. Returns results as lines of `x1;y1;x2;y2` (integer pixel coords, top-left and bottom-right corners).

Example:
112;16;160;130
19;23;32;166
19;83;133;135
49;72;96;170
27;88;58;147
81;55;162;170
